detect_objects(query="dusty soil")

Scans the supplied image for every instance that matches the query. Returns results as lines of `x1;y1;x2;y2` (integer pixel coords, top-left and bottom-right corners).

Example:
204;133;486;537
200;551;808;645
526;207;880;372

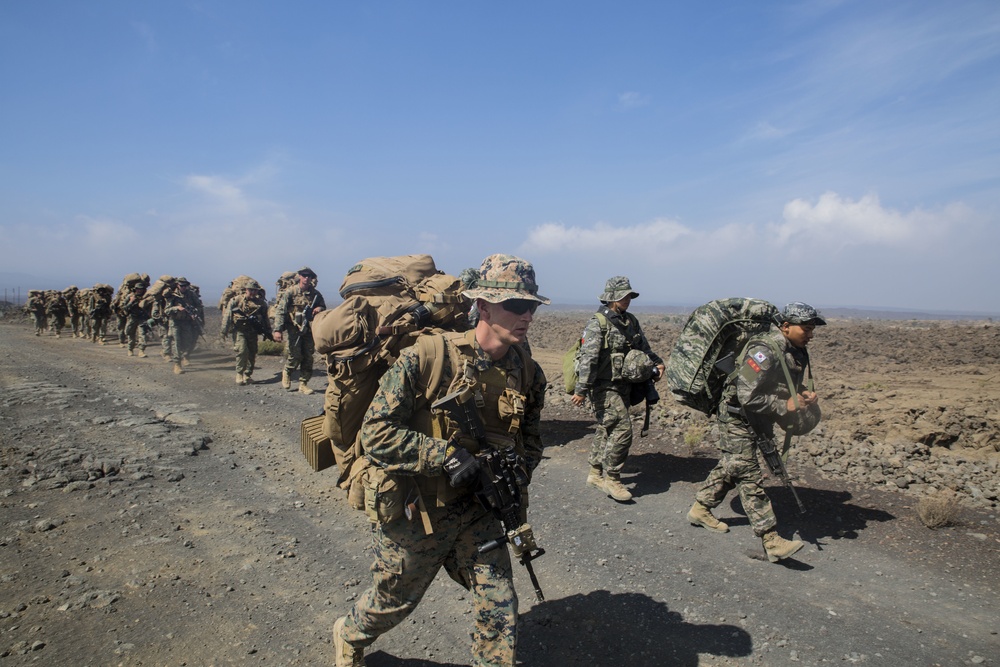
0;310;998;666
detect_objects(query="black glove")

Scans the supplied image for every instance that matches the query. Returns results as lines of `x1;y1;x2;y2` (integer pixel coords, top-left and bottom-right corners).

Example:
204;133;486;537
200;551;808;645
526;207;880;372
443;442;480;488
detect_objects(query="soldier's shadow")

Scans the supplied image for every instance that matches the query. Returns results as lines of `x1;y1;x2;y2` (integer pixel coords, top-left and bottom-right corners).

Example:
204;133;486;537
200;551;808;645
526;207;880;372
364;590;752;667
724;485;896;548
539;417;595;447
625;451;720;498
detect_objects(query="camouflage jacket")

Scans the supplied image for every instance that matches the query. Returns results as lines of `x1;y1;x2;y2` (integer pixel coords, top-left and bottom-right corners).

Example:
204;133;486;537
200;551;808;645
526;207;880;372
722;327;814;436
271;285;326;333
124;293;152;320
575;307;663;394
163;290;202;324
360;336;547;480
25;295;46;316
45;294;69;316
222;293;272;337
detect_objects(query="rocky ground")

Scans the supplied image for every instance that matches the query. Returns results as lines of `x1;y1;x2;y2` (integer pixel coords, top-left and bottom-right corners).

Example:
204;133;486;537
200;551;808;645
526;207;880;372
0;309;998;666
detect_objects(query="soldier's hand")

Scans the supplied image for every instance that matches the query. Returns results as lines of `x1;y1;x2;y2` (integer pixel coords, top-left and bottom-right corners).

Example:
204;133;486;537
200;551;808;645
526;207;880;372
272;332;282;343
571;393;586;407
653;364;665;382
443;442;480;487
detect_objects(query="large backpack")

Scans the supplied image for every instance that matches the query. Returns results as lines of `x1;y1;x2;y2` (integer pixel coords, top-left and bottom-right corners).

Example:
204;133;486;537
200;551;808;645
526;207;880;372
561;311;610;395
305;255;471;487
666;297;779;415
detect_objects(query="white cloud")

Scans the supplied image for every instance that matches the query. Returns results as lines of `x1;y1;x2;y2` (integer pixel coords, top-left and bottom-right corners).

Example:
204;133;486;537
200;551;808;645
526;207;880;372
184;174;250;214
524;219;693;254
617;91;649;110
770;191;967;250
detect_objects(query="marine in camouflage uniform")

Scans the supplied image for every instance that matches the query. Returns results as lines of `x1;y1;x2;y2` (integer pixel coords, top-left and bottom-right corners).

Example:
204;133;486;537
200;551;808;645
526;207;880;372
271;267;326;394
123;285;152;357
63;286;81;337
163;278;202;374
571;276;665;502
334;253;549;667
221;279;272;385
25;290;47;335
75;288;94;340
88;285;114;344
690;302;825;563
45;290;69;338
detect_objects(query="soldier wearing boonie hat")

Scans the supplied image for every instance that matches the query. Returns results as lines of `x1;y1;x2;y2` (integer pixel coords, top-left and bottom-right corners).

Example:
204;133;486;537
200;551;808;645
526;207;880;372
333;253;548;667
689;301;825;564
222;276;272;385
572;276;665;503
162;276;203;375
271;266;326;393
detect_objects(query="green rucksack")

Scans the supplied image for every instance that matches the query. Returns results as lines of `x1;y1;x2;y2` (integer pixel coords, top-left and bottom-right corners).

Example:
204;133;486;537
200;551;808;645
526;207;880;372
666;297;779;415
562;312;609;394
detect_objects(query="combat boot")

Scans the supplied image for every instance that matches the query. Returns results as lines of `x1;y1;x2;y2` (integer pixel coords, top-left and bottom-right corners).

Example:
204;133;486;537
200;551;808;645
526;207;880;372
761;529;804;563
586;466;604;489
687;501;729;533
127;349;134;356
236;373;245;385
181;355;190;367
137;350;147;358
333;617;366;667
244;374;254;385
604;475;633;502
173;363;184;375
281;370;291;390
298;379;315;395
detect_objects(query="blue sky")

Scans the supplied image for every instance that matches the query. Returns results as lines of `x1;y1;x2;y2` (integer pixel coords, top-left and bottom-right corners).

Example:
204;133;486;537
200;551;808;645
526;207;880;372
2;1;998;313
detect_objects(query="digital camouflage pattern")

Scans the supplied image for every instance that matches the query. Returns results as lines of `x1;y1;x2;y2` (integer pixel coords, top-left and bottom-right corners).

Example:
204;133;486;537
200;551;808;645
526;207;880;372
272;282;326;382
462;253;549;305
25;291;47;335
340;331;547;667
88;285;114;344
598;275;639;303
45;291;69;337
222;289;272;381
695;327;820;536
622;348;657;382
123;288;152;354
781;301;827;326
164;285;202;366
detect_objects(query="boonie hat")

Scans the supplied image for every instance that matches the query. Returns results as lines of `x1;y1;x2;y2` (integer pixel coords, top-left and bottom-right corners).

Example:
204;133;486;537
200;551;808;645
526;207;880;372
463;254;549;304
297;266;317;278
781;302;826;326
600;276;639;303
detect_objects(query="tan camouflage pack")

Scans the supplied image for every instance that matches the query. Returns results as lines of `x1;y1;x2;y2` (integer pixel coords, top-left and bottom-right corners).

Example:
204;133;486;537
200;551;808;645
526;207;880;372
666;297;779;415
305;255;471;487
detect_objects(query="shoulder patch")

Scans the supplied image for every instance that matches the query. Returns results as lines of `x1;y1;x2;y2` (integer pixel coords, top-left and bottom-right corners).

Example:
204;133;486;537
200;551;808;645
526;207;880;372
746;357;761;373
753;350;767;364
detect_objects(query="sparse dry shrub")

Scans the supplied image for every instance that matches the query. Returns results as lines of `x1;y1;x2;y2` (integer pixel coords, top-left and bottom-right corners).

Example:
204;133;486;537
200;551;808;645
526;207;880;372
917;490;960;529
258;339;284;356
684;424;707;453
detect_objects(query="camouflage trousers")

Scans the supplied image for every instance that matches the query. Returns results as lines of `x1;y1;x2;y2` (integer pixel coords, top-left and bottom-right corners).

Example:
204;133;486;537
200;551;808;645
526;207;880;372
588;384;633;476
282;328;314;380
342;498;518;667
48;314;65;335
125;316;147;352
31;313;46;333
694;418;776;536
91;316;109;342
116;315;128;344
168;320;197;364
232;328;259;377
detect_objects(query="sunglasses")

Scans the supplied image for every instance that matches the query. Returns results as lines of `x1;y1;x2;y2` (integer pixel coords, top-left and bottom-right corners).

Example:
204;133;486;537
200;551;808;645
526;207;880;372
500;299;539;315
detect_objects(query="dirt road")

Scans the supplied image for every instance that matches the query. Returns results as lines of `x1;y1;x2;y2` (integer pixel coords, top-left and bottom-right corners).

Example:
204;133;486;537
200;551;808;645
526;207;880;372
1;318;997;666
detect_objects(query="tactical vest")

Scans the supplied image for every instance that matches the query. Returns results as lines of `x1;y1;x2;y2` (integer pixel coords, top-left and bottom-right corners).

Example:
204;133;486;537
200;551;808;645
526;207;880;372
353;329;535;527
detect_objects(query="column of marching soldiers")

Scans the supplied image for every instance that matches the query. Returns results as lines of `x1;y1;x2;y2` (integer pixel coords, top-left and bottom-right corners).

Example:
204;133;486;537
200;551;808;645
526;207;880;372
21;271;299;379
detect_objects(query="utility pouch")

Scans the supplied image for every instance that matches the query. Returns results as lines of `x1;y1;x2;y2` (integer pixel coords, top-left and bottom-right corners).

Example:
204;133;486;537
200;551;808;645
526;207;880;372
610;351;625;381
362;468;405;525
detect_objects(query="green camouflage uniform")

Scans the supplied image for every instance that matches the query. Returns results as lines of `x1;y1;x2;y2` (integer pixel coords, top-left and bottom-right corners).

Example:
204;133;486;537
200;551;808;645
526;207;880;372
45;291;69;337
63;287;80;337
272;283;326;383
88;287;113;343
340;337;547;667
695;327;813;536
575;298;663;476
222;291;272;380
163;286;201;364
25;292;47;335
123;291;152;353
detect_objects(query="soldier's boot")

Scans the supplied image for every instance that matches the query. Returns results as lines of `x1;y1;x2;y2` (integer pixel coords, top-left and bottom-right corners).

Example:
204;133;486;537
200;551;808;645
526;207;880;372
127;348;134;356
333;617;366;667
604;475;633;502
173;363;184;375
137;350;147;358
236;373;245;385
687;501;729;533
586;466;604;489
244;375;254;385
298;378;315;395
281;370;291;390
181;354;190;367
761;529;804;563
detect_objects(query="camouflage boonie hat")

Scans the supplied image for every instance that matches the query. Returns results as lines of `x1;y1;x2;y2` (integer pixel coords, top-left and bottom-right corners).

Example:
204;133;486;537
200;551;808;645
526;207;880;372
621;349;657;382
244;279;262;291
463;254;549;304
297;266;316;278
781;302;826;326
176;277;190;286
599;276;639;303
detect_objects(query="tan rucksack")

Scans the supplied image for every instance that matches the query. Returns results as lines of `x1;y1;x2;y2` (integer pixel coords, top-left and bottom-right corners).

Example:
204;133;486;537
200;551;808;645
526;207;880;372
305;255;471;487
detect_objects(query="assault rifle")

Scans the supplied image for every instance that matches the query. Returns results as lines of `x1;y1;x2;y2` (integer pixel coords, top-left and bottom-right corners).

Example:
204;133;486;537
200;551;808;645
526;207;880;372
713;355;807;515
432;388;547;601
294;293;320;332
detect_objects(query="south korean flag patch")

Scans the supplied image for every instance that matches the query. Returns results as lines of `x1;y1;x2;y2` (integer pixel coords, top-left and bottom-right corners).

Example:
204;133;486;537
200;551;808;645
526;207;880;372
753;351;767;364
